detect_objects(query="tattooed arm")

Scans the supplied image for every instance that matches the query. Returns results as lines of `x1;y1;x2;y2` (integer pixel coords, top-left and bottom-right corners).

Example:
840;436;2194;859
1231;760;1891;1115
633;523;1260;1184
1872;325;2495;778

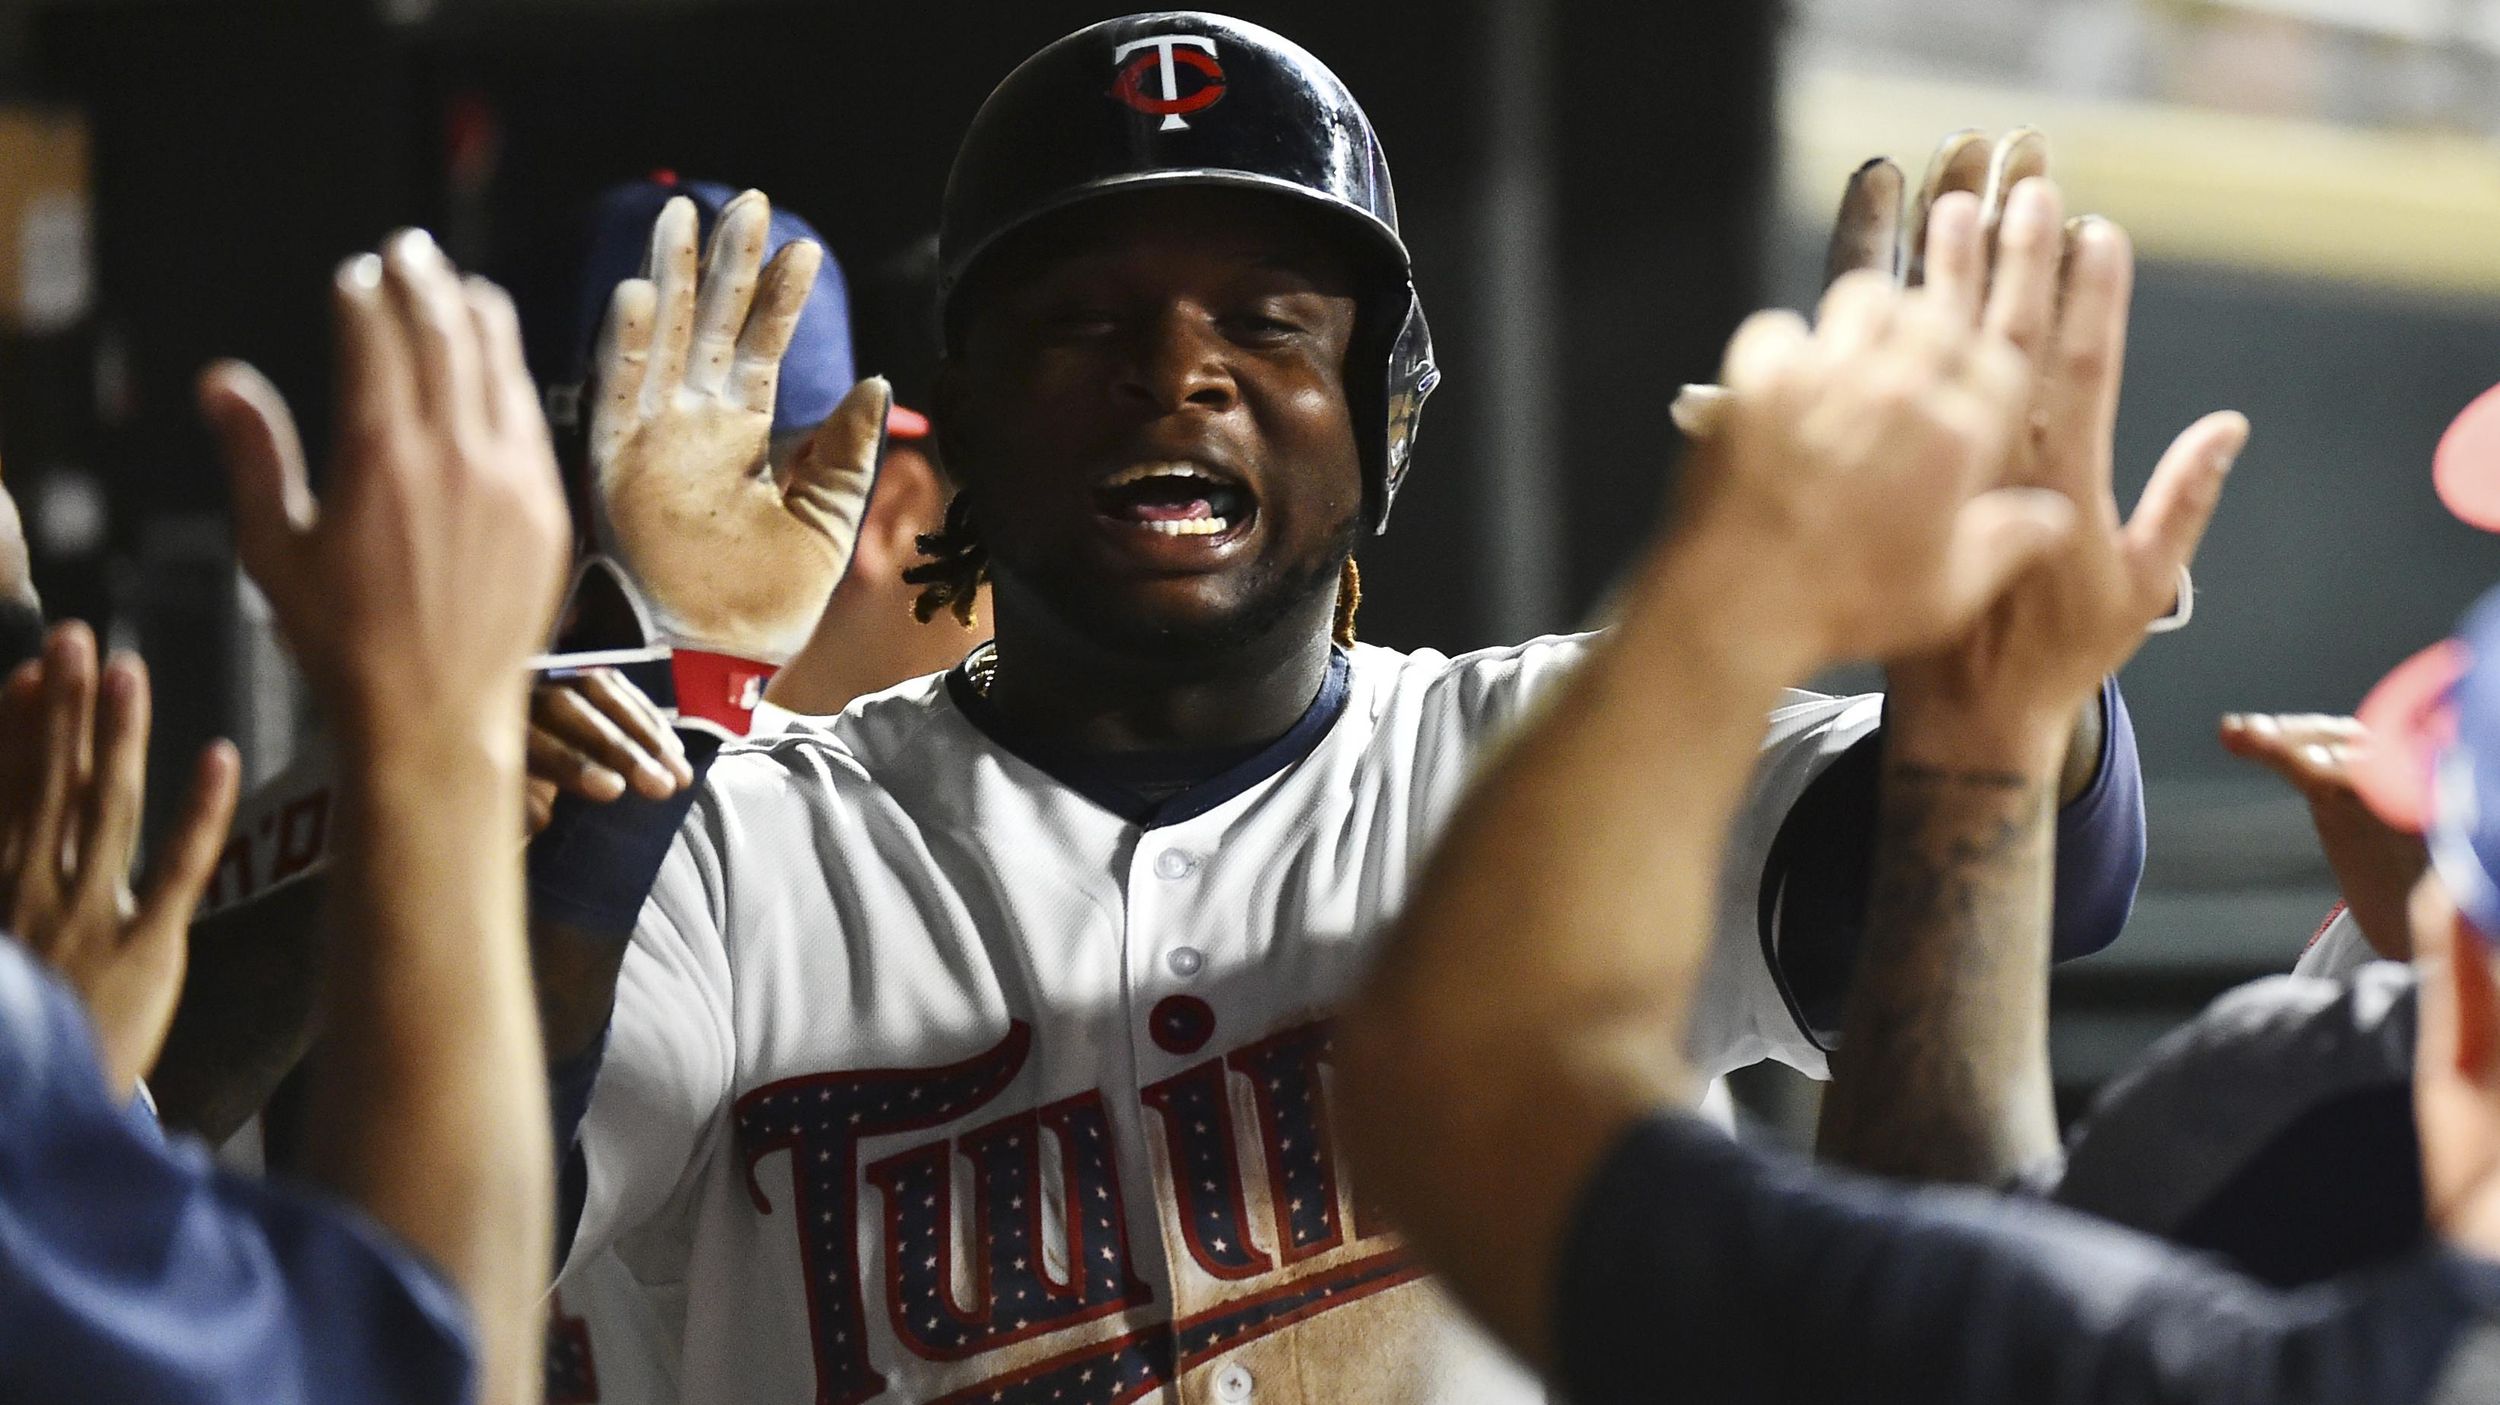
1816;195;2245;1184
1815;735;2064;1182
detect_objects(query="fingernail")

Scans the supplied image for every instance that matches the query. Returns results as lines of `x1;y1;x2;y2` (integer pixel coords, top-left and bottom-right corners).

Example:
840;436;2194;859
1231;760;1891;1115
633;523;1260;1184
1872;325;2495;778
585;766;625;800
337;253;383;291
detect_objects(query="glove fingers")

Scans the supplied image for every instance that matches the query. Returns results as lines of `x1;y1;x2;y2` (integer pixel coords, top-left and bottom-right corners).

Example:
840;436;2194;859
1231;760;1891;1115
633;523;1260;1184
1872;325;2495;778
782;378;889;572
727;240;821;418
641;197;701;411
685;190;770;400
589;279;658;475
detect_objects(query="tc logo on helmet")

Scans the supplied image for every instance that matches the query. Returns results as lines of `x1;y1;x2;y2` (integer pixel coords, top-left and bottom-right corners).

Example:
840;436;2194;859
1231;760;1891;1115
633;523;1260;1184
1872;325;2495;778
1110;34;1225;131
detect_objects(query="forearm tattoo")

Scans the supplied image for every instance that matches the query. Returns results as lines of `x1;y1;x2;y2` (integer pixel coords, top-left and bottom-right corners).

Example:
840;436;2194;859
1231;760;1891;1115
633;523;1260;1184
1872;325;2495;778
1818;759;2061;1184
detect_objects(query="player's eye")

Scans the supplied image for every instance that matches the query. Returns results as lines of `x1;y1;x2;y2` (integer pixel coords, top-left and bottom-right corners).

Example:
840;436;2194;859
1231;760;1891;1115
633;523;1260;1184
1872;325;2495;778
1224;309;1306;342
1044;307;1122;337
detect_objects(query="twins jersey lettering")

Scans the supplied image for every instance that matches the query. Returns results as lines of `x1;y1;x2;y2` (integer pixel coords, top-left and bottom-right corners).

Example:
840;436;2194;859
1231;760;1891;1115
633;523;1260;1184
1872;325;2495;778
564;636;1879;1404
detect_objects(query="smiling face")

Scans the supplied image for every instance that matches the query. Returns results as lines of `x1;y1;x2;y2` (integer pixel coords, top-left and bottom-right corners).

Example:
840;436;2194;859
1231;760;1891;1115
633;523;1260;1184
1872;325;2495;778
942;188;1367;662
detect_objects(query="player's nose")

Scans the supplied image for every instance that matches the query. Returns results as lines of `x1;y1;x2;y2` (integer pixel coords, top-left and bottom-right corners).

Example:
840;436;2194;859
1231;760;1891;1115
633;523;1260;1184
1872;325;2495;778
1113;306;1239;416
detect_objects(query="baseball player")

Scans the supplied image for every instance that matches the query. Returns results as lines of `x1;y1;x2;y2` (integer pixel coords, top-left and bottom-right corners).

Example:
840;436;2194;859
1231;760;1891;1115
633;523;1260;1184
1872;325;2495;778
527;15;2157;1403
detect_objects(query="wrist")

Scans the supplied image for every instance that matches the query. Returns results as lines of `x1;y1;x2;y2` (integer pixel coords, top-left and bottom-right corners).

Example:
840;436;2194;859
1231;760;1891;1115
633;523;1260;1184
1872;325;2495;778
341;707;529;798
1883;697;2073;779
331;670;532;770
1628;523;1830;693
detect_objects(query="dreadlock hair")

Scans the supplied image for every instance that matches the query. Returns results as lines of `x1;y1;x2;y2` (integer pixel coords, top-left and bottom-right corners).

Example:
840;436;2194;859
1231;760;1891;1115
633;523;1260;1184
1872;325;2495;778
905;488;989;629
904;488;1364;648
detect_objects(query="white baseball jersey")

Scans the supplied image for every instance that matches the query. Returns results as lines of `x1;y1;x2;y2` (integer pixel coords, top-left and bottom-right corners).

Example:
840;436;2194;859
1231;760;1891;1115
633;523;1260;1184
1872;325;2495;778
550;698;816;1405
564;634;1879;1404
2292;906;2384;982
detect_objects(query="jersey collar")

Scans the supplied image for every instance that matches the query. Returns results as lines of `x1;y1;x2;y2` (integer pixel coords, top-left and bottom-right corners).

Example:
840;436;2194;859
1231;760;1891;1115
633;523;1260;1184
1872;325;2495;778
944;647;1352;829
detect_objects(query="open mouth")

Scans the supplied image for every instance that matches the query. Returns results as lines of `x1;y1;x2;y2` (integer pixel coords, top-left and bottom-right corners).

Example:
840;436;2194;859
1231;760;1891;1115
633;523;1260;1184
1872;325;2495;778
1094;462;1255;539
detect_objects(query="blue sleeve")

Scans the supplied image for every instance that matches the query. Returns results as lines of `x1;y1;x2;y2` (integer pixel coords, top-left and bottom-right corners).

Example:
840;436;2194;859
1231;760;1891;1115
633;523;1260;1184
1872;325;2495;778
2051;676;2146;961
1556;1113;2500;1405
0;940;474;1405
547;1025;609;1267
526;731;718;1260
1760;677;2147;1044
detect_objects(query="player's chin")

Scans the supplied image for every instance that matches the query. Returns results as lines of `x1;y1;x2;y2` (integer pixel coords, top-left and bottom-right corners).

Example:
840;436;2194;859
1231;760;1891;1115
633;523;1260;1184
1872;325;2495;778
1091;577;1277;653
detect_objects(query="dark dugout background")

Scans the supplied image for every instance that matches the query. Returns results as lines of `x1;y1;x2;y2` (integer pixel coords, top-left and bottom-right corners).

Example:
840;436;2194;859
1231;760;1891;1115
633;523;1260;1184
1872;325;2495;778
24;0;1772;657
38;1;2428;1115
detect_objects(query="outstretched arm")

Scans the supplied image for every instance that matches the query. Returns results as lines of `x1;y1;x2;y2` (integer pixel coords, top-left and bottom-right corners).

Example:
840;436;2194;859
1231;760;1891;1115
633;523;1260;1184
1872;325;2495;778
200;229;570;1405
1340;192;2079;1362
1817;153;2242;1184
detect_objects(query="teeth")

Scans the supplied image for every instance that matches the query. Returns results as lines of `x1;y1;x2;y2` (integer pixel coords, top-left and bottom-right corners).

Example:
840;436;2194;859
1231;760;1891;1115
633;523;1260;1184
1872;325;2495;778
1143;517;1231;536
1106;462;1224;489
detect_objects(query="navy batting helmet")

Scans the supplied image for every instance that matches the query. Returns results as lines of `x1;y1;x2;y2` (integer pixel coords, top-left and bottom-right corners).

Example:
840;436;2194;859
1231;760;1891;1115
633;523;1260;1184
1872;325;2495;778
939;11;1438;534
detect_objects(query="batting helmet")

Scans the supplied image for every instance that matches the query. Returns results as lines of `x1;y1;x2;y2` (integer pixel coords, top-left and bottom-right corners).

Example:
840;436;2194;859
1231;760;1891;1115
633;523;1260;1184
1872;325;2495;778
939;11;1439;534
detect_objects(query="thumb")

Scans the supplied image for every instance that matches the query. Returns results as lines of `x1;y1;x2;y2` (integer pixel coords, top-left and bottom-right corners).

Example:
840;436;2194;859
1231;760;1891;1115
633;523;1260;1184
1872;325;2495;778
2124;410;2247;606
198;361;315;608
783;377;889;583
1934;485;2076;626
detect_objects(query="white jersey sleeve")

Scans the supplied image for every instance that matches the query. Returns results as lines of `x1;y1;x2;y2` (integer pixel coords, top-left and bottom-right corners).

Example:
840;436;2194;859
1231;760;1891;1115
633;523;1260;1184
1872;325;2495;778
566;790;741;1273
1382;635;1882;1081
2292;906;2386;982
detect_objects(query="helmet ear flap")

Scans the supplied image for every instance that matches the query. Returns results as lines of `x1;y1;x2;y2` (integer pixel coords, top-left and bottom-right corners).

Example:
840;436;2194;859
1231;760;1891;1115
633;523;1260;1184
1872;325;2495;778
1367;294;1439;535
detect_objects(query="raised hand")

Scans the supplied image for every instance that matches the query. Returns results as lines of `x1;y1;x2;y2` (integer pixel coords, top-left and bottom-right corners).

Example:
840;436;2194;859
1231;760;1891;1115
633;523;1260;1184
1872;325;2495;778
199;230;570;738
1676;129;2049;438
1672;221;2075;669
199;229;569;1405
1880;175;2244;749
588;191;886;664
2221;711;2425;959
0;623;240;1096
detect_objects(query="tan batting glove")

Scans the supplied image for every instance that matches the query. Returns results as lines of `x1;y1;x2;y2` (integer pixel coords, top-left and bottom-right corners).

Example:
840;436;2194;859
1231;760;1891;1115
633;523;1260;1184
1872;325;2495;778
588;190;886;667
1674;128;2047;440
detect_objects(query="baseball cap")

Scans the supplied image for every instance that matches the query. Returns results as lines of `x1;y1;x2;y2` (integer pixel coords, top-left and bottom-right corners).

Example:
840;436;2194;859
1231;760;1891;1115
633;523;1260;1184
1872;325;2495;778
535;173;928;441
2352;581;2500;937
2049;963;2422;1287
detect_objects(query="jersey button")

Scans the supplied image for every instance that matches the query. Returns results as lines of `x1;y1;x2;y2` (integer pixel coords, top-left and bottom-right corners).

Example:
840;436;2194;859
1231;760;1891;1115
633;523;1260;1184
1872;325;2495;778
1167;946;1204;978
1153;848;1197;880
1215;1364;1254;1402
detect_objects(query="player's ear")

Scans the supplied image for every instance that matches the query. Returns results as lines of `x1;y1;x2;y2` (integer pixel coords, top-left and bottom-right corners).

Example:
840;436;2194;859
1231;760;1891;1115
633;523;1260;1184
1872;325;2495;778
860;446;940;572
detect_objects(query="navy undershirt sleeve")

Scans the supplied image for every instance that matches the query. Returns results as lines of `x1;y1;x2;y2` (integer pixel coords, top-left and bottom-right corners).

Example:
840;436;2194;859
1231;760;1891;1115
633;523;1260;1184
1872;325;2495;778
1556;1113;2499;1405
527;731;719;1265
1763;676;2146;1044
0;938;475;1405
548;1023;609;1266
